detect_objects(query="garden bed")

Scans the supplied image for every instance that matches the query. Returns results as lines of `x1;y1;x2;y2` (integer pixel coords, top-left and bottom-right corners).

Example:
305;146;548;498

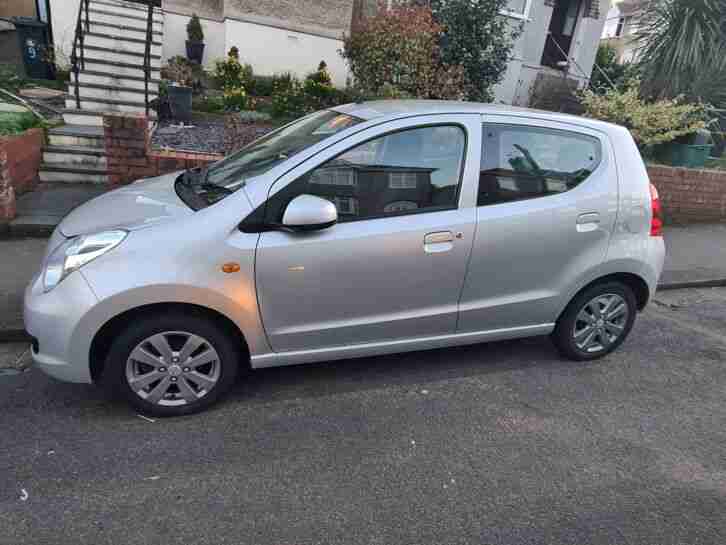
151;116;227;155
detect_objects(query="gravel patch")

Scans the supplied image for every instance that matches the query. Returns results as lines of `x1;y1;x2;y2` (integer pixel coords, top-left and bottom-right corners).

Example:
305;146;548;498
151;118;226;154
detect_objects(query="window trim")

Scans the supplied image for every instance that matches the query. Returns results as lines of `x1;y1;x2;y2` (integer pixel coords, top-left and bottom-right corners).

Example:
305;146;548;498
500;0;533;21
477;122;604;208
263;122;470;225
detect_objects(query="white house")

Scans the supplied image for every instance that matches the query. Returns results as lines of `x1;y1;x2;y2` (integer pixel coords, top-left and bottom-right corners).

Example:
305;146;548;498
48;0;610;102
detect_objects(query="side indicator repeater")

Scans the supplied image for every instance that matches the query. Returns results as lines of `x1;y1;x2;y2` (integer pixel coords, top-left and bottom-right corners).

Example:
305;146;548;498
222;263;241;274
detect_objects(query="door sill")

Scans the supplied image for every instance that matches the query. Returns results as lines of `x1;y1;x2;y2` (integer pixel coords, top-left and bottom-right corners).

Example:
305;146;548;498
250;323;555;369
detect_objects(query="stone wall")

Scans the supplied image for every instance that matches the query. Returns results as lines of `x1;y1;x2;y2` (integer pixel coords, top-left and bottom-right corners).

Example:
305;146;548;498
0;128;44;222
648;165;726;224
103;114;223;185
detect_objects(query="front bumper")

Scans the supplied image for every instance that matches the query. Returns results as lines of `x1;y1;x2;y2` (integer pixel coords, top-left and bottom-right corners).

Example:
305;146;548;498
24;270;99;383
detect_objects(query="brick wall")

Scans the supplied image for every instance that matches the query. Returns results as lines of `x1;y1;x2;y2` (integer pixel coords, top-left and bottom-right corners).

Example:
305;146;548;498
648;165;726;223
0;128;43;222
103;113;223;185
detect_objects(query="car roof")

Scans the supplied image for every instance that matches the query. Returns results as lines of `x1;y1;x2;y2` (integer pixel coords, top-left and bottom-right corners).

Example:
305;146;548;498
332;100;623;135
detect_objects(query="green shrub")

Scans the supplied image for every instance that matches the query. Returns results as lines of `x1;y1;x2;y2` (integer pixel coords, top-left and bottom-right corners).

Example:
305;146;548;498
223;86;247;111
193;94;225;113
187;14;204;42
431;0;521;102
213;50;253;90
271;76;308;118
163;56;195;86
0;111;43;137
580;80;708;150
247;75;275;96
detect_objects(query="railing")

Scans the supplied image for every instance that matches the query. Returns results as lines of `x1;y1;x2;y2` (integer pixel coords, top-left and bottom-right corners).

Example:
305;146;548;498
143;1;154;116
69;0;90;109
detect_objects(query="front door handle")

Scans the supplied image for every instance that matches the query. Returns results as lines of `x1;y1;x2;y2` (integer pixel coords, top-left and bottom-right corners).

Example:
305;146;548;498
424;231;454;253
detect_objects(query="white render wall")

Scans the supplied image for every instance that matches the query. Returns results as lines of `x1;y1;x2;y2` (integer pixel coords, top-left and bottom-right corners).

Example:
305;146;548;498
162;11;226;68
50;0;81;66
224;18;348;87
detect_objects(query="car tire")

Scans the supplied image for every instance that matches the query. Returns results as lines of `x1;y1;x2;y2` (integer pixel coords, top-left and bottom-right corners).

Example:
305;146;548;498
552;281;637;361
102;312;240;417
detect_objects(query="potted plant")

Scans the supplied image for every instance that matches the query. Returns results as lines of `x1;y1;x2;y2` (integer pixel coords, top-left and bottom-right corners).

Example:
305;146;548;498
186;14;205;64
164;56;194;122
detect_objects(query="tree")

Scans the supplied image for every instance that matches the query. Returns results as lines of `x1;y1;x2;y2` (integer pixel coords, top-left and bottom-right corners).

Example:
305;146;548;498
341;3;467;99
590;44;637;94
430;0;522;102
636;0;726;107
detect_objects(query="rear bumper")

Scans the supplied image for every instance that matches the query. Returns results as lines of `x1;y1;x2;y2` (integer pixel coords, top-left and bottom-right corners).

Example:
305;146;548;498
643;236;667;301
24;271;99;383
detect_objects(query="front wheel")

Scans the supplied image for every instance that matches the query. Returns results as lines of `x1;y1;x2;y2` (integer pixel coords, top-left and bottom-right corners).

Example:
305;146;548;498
552;282;637;361
103;313;240;416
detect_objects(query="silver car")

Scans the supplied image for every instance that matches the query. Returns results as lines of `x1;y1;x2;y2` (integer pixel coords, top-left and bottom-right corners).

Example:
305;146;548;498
24;101;665;416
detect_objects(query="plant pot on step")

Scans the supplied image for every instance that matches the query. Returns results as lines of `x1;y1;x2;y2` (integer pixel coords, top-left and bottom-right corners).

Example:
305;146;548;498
186;41;205;64
167;84;193;123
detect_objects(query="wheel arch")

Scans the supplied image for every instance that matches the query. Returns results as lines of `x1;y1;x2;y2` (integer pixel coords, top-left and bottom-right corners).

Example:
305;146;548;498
89;302;251;383
557;271;650;325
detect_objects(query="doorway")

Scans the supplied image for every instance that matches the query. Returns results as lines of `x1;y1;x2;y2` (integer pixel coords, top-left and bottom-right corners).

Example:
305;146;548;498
542;0;582;69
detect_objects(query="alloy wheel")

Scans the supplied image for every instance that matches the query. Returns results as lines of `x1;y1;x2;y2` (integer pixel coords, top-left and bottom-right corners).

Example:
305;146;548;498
572;294;629;354
125;331;221;406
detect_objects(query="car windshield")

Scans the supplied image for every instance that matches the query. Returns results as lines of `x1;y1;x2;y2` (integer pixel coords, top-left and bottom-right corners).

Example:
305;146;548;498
203;110;362;191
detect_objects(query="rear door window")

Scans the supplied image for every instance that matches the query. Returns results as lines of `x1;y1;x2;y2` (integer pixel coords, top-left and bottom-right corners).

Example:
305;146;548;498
478;124;602;207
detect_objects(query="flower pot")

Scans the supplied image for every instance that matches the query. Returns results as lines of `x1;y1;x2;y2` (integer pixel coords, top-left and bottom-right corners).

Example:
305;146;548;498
167;84;193;122
186;40;205;64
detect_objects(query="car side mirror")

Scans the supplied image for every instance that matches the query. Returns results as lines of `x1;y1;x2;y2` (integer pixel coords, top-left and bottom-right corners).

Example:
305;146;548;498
282;194;338;231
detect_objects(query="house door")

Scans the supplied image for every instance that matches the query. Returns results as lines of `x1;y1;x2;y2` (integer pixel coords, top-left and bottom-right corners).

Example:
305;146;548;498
542;0;582;69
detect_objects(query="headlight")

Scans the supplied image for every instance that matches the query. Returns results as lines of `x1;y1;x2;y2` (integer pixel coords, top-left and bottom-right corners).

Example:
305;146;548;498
43;230;127;292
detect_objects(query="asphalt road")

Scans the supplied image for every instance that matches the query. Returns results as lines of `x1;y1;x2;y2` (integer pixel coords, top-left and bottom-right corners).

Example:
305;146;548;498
2;288;726;545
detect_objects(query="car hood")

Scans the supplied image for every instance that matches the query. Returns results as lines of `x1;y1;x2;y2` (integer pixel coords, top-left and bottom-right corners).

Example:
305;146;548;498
59;172;193;237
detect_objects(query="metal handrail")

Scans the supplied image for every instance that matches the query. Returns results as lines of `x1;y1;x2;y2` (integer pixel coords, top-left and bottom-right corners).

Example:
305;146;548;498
143;0;154;116
69;0;89;109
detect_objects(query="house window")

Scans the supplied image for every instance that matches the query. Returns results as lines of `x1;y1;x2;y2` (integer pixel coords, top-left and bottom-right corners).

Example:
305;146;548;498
389;172;417;189
333;197;359;216
501;0;533;20
615;16;626;37
310;168;356;186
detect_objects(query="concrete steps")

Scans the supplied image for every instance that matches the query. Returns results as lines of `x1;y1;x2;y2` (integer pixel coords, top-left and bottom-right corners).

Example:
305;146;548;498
49;0;163;186
43;146;108;169
78;70;161;92
39;163;109;184
47;125;105;148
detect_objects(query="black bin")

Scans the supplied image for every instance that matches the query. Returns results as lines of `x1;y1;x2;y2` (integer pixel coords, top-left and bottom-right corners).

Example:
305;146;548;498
11;16;53;80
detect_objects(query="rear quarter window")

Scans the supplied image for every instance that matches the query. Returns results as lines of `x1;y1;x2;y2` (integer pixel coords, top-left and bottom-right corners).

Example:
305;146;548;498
479;124;602;207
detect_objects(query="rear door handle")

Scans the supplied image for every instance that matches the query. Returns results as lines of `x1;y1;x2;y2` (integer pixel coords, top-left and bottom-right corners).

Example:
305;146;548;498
424;231;454;253
577;212;600;232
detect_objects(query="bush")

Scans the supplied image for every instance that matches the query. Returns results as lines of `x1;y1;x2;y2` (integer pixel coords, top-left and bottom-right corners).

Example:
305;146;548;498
247;75;275;96
213;49;253;90
431;0;521;102
340;4;466;100
580;80;708;150
271;76;308;118
192;94;225;113
590;44;638;94
163;56;195;86
187;14;204;42
223;86;247;111
0;111;43;137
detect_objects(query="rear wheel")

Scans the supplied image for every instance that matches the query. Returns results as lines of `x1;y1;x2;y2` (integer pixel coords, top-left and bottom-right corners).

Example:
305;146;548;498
103;313;240;416
552;281;637;361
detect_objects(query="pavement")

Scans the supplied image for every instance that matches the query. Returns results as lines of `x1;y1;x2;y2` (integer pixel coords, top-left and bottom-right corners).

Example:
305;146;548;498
1;286;726;545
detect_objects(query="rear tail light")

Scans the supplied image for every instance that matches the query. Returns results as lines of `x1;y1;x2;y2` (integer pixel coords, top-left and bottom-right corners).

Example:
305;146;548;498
650;183;663;237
